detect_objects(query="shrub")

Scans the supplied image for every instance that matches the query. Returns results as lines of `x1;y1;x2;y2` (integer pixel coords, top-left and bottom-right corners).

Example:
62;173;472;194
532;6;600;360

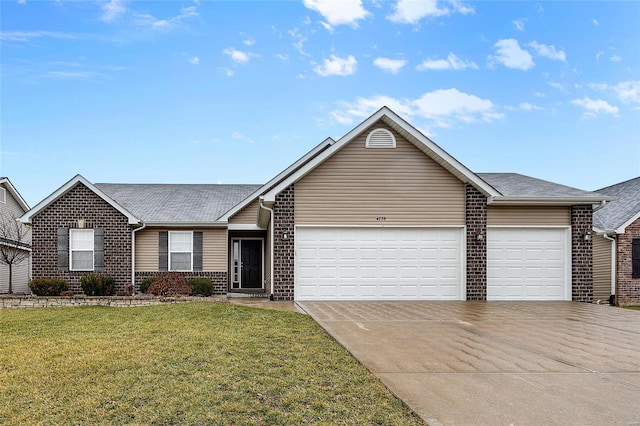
29;278;68;296
190;278;213;297
80;274;115;296
60;290;75;297
147;272;192;296
139;277;155;294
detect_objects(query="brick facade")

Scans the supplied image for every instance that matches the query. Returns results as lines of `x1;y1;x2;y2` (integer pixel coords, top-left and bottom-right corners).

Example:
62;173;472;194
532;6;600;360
571;205;593;302
616;217;640;306
135;271;228;295
31;183;132;294
272;184;295;301
466;184;487;301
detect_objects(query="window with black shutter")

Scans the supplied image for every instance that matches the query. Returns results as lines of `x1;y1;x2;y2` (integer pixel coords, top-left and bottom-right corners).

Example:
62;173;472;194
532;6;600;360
632;238;640;278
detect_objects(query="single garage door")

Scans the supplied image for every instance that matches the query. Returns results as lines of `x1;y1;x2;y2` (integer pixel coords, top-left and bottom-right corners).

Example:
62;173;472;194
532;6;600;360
295;227;463;301
487;228;570;301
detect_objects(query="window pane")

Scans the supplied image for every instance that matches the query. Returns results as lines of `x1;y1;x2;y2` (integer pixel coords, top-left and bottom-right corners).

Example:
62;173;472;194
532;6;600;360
170;253;191;271
170;232;192;251
72;251;93;270
71;229;94;250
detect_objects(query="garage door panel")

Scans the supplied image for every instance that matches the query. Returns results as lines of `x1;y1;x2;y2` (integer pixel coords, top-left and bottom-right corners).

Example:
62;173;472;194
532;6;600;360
488;228;569;301
295;228;462;301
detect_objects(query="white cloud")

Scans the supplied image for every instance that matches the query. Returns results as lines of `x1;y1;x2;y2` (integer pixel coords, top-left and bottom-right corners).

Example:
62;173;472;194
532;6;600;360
388;0;474;24
529;41;566;62
610;54;622;62
507;102;542;111
592;19;600;26
275;53;289;61
18;0;26;4
289;28;309;56
548;81;565;90
614;81;640;104
513;18;526;31
188;56;200;65
303;0;370;27
0;30;76;42
596;51;604;63
373;57;407;74
314;55;357;76
571;97;619;118
489;39;534;70
223;48;251;64
589;81;640;104
416;53;478;71
243;38;256;46
331;88;502;128
132;6;198;31
101;0;126;23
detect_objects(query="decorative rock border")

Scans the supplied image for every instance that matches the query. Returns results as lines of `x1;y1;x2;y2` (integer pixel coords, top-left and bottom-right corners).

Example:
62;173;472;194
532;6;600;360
0;295;227;309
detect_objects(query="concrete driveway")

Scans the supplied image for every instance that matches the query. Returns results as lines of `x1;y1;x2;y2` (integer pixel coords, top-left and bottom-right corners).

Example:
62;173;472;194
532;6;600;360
297;301;640;426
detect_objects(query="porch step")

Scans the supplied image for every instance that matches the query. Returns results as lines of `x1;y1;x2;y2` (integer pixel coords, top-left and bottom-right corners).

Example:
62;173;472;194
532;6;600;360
227;292;269;299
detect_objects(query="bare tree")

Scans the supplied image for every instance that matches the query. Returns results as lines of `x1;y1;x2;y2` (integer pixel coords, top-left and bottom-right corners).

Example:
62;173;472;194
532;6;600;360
0;212;31;294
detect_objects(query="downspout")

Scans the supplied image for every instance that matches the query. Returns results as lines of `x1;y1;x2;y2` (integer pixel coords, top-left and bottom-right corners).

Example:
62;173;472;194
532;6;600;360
131;223;146;295
602;233;616;305
259;198;275;301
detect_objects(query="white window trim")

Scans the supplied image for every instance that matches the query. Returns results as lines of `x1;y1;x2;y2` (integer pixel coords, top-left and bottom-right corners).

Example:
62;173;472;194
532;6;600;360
69;228;94;271
169;231;193;272
0;187;6;204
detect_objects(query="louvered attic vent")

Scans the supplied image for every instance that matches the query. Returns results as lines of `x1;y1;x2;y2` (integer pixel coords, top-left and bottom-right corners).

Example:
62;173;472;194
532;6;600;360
365;128;396;148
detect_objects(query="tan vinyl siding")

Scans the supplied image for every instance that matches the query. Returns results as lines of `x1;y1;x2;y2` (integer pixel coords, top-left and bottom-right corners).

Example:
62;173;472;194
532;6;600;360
487;206;570;226
229;199;259;224
203;228;227;271
295;124;465;226
135;228;227;272
593;234;613;302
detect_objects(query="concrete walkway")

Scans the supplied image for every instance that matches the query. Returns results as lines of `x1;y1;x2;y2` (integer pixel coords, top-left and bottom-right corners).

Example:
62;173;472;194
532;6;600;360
298;301;640;426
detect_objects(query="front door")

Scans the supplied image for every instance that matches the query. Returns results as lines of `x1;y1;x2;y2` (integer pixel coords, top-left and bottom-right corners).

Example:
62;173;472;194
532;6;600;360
241;240;262;288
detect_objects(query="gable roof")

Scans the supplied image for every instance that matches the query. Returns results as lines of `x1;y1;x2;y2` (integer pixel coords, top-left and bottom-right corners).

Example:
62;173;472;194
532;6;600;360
479;173;611;206
261;106;499;202
96;183;260;225
0;177;30;212
20;175;141;225
593;177;640;233
218;137;335;221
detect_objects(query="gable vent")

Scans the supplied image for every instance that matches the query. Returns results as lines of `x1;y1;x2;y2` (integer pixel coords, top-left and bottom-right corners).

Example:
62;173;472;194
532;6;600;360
365;128;396;149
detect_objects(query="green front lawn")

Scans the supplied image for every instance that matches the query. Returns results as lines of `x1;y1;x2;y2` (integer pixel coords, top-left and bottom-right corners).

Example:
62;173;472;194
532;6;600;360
0;303;424;425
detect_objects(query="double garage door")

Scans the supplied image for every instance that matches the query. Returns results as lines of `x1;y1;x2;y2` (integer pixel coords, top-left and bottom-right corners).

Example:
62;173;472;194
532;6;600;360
295;227;569;301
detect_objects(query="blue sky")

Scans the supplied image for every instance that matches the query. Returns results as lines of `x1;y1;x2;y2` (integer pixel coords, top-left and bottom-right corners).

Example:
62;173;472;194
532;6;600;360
1;0;639;207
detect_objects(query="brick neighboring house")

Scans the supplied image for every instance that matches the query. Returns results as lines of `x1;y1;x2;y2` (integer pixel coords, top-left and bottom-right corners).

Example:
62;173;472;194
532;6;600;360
21;107;611;302
593;177;640;306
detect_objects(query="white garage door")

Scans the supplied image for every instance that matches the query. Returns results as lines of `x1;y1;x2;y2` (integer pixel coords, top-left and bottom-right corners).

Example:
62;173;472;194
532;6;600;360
487;228;569;301
295;227;463;301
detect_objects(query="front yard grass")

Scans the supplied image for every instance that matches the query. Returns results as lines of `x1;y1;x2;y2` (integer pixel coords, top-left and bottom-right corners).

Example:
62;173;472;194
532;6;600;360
0;302;424;425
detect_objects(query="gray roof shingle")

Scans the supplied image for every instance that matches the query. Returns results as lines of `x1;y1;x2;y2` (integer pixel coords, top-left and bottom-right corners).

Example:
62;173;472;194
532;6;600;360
95;183;261;223
478;173;607;199
592;177;640;231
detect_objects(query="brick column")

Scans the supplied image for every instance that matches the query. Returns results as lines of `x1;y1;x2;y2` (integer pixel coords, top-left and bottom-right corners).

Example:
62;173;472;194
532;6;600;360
466;184;487;300
272;184;295;300
615;218;640;306
571;205;593;302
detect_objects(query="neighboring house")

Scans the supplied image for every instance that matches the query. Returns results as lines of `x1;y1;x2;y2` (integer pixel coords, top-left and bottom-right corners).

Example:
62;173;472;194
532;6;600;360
21;107;611;302
0;177;31;294
593;177;640;306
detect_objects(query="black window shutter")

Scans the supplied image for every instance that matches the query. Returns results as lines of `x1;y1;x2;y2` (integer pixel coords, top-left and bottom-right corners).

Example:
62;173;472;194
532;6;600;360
193;231;203;272
57;227;69;271
159;231;168;272
94;228;105;272
632;238;640;278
